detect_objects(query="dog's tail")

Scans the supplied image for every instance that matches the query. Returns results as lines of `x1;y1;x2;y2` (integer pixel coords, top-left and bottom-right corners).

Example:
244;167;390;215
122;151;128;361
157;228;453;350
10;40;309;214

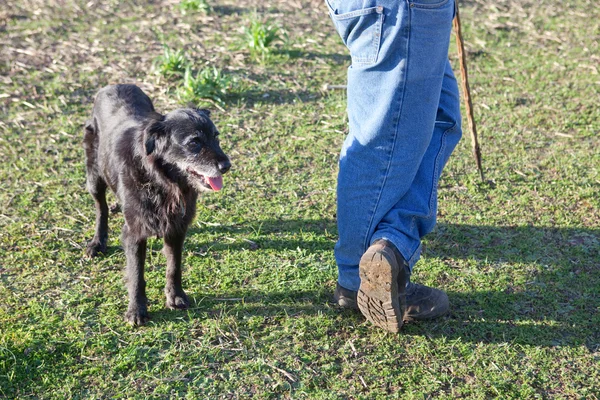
84;118;95;137
83;117;98;162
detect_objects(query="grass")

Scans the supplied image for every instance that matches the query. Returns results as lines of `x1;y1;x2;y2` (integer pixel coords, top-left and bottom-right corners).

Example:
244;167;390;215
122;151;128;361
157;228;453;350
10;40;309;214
179;0;212;15
241;14;285;60
155;46;190;78
0;0;599;398
178;65;233;105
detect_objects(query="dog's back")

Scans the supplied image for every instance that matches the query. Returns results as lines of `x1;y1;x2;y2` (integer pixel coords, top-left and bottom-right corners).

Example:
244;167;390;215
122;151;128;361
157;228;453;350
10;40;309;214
86;84;155;151
93;84;155;126
84;85;159;193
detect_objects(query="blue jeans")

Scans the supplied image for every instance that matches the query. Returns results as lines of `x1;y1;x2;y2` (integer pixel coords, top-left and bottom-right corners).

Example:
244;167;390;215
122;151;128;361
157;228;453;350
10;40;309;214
326;0;462;291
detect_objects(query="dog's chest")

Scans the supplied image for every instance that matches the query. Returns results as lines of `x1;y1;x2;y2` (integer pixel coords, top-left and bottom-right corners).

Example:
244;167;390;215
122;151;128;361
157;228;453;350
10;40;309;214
131;185;196;237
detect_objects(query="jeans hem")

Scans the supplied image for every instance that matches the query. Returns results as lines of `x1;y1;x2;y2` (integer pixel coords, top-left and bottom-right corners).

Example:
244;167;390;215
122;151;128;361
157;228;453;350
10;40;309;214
369;234;421;271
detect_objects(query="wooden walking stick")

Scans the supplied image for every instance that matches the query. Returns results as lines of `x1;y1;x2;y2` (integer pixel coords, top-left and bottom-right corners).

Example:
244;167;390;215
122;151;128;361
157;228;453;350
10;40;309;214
453;0;484;181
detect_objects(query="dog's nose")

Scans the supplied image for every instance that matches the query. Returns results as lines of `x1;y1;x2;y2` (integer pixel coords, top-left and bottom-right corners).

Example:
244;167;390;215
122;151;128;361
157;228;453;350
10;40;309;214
218;159;231;174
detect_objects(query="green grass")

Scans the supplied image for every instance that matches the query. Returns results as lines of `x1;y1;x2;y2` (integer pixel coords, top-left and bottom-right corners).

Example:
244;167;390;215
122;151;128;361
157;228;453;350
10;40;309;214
179;0;211;15
155;46;190;78
178;65;233;105
1;0;599;398
241;14;285;61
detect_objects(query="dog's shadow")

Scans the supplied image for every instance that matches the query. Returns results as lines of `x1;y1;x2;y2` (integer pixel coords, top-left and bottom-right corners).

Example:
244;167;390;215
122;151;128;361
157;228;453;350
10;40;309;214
173;220;599;349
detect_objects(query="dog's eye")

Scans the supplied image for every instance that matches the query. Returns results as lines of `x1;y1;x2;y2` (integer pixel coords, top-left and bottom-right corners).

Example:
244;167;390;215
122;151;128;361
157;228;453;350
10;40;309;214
187;137;203;151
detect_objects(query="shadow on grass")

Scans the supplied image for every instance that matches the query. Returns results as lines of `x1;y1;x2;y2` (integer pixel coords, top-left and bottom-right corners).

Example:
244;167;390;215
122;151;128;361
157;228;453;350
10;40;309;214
188;218;598;263
273;49;349;64
214;50;345;107
211;5;245;15
225;88;322;108
149;285;599;351
183;219;599;349
77;218;598;349
405;289;599;351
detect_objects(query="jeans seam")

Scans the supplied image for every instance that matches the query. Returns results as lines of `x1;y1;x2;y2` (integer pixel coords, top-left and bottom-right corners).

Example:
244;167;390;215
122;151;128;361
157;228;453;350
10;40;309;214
427;122;455;217
331;5;383;20
362;3;411;252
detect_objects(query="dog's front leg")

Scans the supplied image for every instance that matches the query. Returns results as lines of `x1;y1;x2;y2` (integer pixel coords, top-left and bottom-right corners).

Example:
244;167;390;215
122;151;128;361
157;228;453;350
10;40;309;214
122;224;149;325
163;233;190;310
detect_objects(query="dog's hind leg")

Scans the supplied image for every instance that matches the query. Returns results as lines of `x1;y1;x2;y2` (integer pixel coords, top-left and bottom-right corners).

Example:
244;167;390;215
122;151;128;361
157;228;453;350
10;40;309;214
163;234;190;310
84;122;109;258
122;224;149;325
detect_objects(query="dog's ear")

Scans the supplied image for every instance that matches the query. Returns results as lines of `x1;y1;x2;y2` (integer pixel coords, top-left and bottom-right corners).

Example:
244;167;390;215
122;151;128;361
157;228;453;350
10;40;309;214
145;119;166;156
195;108;211;118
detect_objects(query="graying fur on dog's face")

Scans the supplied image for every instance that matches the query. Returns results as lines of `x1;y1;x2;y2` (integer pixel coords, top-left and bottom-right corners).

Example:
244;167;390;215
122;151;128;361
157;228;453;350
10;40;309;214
158;108;229;192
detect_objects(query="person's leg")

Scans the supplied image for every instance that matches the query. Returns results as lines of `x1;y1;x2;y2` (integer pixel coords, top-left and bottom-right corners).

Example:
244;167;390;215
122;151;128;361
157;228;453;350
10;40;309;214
371;60;462;268
328;0;457;293
333;63;461;325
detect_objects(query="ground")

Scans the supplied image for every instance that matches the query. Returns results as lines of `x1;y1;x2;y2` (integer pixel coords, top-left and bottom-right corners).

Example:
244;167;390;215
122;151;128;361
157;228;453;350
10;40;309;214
0;0;599;398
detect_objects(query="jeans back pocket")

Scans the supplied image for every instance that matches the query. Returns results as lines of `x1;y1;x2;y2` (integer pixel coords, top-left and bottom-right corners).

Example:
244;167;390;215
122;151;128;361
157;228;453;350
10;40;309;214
409;0;450;9
326;1;384;67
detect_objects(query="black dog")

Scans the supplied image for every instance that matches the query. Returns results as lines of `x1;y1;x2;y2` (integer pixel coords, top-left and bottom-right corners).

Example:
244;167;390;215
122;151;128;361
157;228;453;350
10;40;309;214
83;84;231;325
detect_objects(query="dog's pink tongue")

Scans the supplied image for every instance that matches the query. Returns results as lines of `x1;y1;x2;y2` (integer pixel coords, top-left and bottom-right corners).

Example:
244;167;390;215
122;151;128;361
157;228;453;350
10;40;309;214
207;176;223;191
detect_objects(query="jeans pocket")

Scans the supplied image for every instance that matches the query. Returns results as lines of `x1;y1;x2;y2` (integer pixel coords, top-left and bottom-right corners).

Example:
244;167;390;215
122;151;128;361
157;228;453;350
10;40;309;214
409;0;454;30
326;0;384;66
409;0;450;9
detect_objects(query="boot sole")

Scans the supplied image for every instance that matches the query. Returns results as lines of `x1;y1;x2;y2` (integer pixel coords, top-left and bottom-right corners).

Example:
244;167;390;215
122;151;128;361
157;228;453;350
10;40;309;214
357;245;406;333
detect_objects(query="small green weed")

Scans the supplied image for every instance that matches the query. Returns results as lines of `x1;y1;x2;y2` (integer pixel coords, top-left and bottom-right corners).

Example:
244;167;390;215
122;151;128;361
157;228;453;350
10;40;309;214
242;16;284;59
177;65;232;104
154;46;189;78
179;0;211;15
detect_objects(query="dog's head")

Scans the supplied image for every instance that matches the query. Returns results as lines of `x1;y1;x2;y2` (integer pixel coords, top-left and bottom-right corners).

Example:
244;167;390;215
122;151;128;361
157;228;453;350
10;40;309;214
144;108;231;192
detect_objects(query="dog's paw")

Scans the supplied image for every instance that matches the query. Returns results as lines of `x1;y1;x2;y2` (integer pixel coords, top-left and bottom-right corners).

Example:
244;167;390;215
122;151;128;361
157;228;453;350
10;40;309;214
85;241;106;258
165;287;190;310
125;306;149;326
110;202;121;214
